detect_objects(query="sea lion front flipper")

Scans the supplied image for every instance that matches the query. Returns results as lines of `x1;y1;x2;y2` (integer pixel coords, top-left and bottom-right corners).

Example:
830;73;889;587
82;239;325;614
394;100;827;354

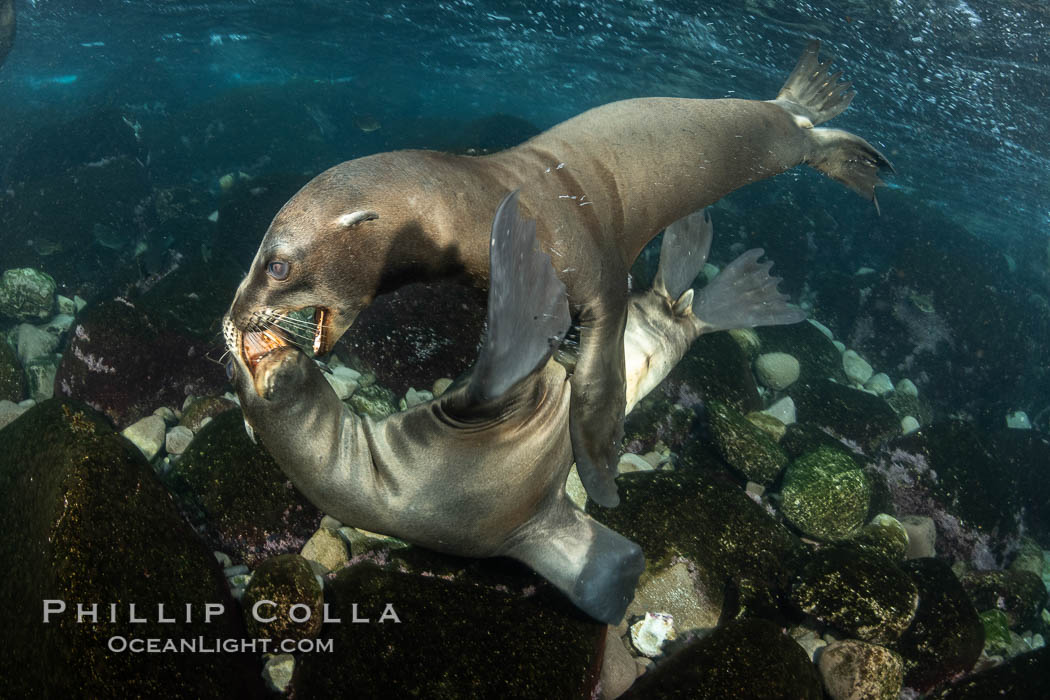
653;208;713;301
570;301;628;509
466;190;571;403
504;500;644;625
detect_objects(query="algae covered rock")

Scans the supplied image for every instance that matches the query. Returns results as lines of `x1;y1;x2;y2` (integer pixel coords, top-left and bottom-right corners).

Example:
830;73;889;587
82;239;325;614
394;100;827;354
242;554;324;644
178;395;237;432
0;340;26;402
165;410;322;567
893;558;984;693
791;545;918;644
819;639;904;700
293;563;605;698
754;351;800;390
708;399;789;485
0;400;262;697
961;569;1046;630
927;646;1050;699
0;267;56;320
348;382;398;419
792;379;900;452
55;298;226;428
852;513;910;561
621;618;823;699
781;446;871;541
589;467;803;621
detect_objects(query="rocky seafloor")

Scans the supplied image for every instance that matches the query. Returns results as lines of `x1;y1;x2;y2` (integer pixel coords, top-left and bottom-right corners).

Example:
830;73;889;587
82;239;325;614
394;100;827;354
1;108;1049;698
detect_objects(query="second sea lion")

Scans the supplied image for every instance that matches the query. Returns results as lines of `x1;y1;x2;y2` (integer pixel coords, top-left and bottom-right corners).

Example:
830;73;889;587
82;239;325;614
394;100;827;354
227;41;891;509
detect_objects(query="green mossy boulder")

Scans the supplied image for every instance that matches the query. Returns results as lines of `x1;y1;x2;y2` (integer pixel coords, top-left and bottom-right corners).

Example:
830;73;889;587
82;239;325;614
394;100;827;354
0;339;26;401
852;514;910;561
348;382;397;419
927;646;1050;699
292;563;604;698
754;320;847;385
242;554;324;644
893;558;984;693
0;399;262;697
818;639;904;700
588;467;803;621
781;447;871;541
791;379;900;453
165;410;322;567
620;618;823;699
0;267;56;321
979;609;1014;656
707;399;789;485
666;331;761;413
961;569;1046;630
791;545;918;644
178;395;238;432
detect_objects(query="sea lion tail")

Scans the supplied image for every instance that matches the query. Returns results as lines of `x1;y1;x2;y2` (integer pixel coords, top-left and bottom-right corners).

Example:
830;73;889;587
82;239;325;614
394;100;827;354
806;128;895;213
773;40;855;127
693;249;806;331
467;190;572;403
653;208;713;302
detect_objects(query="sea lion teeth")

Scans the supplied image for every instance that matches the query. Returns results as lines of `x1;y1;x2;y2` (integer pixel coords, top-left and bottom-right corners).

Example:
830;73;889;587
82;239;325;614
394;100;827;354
242;328;287;373
312;308;329;355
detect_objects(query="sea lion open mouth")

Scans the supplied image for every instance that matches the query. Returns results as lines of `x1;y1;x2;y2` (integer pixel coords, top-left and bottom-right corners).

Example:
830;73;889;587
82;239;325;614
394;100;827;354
241;328;290;373
235;307;332;375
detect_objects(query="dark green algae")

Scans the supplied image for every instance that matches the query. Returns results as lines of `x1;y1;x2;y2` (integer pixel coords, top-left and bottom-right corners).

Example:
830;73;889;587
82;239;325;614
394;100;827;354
164;408;322;567
0;338;26;401
294;563;605;699
242;554;323;644
0;399;262;697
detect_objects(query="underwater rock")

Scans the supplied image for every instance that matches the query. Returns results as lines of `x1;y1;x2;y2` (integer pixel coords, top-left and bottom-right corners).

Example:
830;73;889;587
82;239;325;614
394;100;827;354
54;298;226;429
852;513;910;561
0;399;28;430
0;340;26;402
300;527;348;573
293;562;605;698
178;395;237;432
164;424;194;455
347;382;398;419
0;268;55;321
13;322;59;366
864;372;894;396
842;349;874;386
762;396;796;425
900;415;920;434
819;639;904;700
707;399;789;485
626;560;720;638
874;423;1033;568
900;515;937;559
342;280;488;397
791;545;918;644
164;410;322;567
791;379;900;453
0;400;262;697
241;554;323;644
960;569;1046;630
780;447;871;541
754;351;800;390
588;467;803;622
136;256;247;340
892;558;984;694
926;646;1050;699
25;353;60;402
120;414;166;462
620;618;822;699
745;410;787;441
754;320;848;388
600;627;640;700
261;654;296;695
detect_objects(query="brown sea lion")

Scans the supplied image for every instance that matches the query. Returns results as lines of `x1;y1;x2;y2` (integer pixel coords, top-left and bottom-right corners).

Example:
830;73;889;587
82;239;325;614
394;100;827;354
227;40;891;509
226;194;804;624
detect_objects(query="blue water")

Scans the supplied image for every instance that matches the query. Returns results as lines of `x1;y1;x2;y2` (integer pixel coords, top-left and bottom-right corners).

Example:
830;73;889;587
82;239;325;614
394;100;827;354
1;0;1047;241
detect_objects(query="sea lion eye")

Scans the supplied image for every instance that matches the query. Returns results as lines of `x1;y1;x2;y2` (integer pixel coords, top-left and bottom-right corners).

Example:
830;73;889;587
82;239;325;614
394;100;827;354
267;260;290;280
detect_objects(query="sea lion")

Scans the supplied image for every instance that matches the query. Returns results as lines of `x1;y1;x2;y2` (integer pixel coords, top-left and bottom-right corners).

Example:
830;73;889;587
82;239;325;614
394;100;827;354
226;193;804;624
227;40;891;510
0;0;14;69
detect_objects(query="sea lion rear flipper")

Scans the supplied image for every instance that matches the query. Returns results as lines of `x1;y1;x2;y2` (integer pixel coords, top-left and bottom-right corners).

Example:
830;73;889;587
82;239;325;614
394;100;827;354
466;190;571;403
653;208;713;301
504;502;644;625
693;249;807;331
770;40;894;211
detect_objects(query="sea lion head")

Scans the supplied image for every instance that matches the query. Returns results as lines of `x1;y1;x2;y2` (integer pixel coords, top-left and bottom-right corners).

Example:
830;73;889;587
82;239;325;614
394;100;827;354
226;157;456;357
